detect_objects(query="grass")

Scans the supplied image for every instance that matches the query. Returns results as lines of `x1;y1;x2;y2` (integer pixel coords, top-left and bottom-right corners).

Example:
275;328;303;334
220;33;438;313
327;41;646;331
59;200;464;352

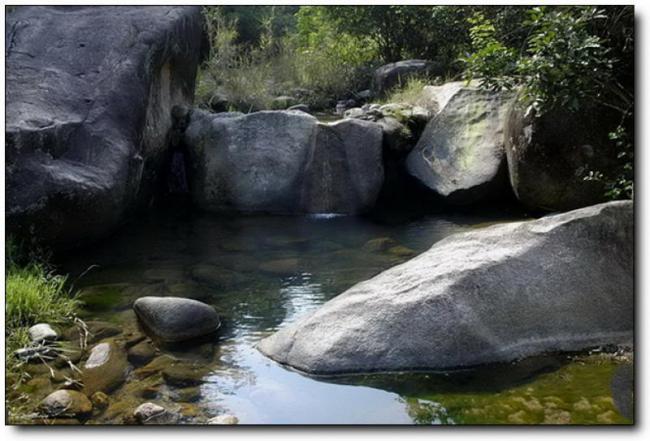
5;239;81;423
6;264;78;329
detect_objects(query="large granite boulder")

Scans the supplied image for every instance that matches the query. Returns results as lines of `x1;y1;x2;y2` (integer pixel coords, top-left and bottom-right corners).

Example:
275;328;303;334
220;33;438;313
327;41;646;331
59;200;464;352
372;59;442;96
5;6;205;249
133;296;221;343
184;110;384;215
259;201;633;375
505;99;621;212
406;81;514;204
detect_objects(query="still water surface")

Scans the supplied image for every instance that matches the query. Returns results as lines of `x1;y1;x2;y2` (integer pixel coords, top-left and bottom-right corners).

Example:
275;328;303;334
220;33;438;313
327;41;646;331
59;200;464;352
58;208;631;424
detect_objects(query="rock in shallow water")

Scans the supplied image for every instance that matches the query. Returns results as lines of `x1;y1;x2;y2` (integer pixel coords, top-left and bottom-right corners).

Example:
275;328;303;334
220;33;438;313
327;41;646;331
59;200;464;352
133;402;178;425
133;296;220;343
40;390;93;418
82;342;128;395
258;201;633;374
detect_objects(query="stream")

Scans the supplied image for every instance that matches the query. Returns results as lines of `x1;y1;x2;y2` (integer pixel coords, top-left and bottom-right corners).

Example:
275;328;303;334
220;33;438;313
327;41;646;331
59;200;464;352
39;206;632;425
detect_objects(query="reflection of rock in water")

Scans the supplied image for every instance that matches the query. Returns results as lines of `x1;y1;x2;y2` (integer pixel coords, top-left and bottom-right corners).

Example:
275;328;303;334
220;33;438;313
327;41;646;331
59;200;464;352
611;363;633;420
320;354;567;396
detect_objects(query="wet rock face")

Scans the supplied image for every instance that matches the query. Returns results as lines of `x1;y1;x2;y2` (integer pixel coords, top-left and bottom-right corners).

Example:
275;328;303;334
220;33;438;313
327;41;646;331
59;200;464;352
5;6;206;249
184;110;384;215
406;81;515;204
259;201;633;375
133;296;220;343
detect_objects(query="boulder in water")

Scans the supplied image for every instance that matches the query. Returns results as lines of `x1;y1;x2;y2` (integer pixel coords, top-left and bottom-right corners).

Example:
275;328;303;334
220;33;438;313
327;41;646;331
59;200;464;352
133;296;220;343
259;201;633;374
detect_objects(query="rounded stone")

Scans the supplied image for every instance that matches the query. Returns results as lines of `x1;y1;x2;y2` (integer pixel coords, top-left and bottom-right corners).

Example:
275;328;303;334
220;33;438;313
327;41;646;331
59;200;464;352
39;389;93;417
133;296;220;343
29;323;58;343
207;414;239;425
82;342;128;395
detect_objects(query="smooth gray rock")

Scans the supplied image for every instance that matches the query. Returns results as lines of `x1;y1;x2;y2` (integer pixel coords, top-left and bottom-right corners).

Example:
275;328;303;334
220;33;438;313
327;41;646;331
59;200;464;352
28;323;58;343
406;81;514;204
184;110;384;214
259;201;633;374
5;6;205;249
133;296;220;343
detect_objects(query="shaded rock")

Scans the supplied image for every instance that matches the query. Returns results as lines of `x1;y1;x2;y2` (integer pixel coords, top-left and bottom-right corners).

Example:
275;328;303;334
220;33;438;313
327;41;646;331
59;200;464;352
207;415;239;425
271;95;297;109
29;323;58;343
134;296;220;343
127;340;156;366
132;355;175;380
387;245;417;258
172;386;202;403
39;390;92;418
134;402;179;425
372;59;442;96
82;342;128;395
5;6;206;249
190;264;244;288
162;364;208;387
406;81;514;204
90;391;109;411
505;100;621;212
287;104;311;114
258;258;300;276
362;237;399;253
63;320;122;344
184;110;384;215
259;201;633;374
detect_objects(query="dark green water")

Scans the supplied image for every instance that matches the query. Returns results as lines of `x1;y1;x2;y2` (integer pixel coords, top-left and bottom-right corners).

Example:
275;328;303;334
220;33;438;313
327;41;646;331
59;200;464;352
51;209;632;425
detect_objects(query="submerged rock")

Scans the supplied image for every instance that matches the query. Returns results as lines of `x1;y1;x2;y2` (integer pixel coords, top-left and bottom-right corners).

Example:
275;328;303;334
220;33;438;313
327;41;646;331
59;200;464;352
162;363;208;387
133;296;220;343
133;402;178;425
207;415;239;425
258;201;633;374
184;109;384;215
406;81;514;204
82;342;128;395
5;6;206;249
127;340;157;366
40;390;93;418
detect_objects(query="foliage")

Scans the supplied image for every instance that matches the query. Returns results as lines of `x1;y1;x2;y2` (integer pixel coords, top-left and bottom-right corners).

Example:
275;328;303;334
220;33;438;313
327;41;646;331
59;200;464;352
197;6;379;111
5;238;80;423
5;264;77;330
462;6;633;200
324;5;471;69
